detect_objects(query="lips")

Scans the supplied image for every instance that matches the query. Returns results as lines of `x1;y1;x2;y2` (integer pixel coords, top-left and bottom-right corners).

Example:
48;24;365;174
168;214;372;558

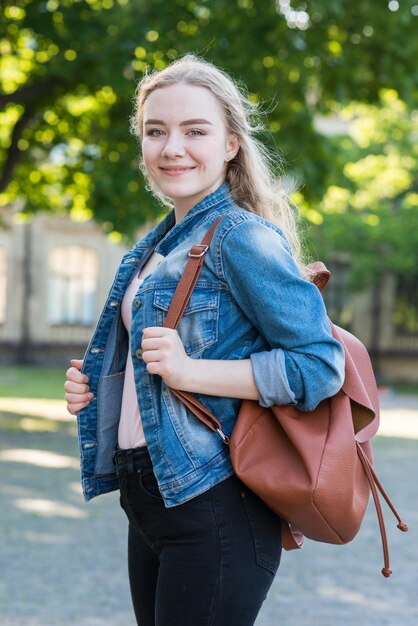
159;166;195;175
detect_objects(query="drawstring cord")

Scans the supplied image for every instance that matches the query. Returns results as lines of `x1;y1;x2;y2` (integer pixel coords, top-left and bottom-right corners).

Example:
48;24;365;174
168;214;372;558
356;443;408;577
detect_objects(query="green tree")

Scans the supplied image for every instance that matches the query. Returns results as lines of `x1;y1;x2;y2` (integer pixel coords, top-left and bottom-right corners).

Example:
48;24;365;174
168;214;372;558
302;89;418;286
1;0;417;244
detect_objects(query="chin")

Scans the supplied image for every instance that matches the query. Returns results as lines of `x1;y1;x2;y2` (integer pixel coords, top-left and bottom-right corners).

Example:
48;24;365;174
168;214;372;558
159;182;201;199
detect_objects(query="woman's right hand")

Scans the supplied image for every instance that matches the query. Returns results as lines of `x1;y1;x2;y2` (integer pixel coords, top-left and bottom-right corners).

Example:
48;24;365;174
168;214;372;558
64;359;94;415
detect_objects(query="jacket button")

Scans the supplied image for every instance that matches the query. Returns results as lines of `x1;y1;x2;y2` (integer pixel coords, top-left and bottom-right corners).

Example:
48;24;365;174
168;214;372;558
135;348;143;359
134;298;141;309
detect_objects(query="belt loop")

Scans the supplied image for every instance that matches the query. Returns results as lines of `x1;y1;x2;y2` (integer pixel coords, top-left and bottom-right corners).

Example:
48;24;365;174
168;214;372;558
126;449;134;474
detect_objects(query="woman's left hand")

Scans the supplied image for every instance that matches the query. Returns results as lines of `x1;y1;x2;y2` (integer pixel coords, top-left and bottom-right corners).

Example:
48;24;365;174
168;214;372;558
141;327;192;389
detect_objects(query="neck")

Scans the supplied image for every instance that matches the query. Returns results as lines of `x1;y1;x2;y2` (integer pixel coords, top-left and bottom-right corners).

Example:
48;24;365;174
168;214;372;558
172;181;227;224
174;201;192;224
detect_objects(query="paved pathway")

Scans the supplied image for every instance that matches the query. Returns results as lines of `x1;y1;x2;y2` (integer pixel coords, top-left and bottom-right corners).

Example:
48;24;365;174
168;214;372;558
0;393;417;625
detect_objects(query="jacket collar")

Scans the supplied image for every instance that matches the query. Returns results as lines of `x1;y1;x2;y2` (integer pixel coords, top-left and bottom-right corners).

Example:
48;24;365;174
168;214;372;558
134;183;233;258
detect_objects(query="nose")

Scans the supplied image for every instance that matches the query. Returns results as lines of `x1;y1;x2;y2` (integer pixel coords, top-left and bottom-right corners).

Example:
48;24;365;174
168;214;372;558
161;131;186;158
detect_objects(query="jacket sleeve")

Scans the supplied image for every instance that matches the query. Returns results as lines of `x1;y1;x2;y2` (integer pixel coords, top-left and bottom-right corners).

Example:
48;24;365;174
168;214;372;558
219;216;345;411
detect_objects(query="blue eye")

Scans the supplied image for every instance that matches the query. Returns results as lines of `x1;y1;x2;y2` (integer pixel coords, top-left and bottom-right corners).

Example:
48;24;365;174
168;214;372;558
146;129;165;137
188;129;205;136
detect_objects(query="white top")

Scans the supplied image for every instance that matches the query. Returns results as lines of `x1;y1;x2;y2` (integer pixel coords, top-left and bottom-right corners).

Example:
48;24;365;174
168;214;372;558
117;250;164;449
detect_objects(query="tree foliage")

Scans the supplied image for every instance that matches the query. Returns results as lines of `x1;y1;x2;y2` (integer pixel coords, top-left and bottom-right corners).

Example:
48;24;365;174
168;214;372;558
302;90;418;286
1;0;417;281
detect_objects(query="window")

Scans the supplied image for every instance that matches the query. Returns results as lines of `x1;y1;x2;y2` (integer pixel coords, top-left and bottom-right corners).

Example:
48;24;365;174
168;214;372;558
0;247;6;324
48;246;98;325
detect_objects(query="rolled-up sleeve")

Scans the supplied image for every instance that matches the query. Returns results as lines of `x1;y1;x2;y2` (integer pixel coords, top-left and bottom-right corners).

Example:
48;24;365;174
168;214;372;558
219;216;345;411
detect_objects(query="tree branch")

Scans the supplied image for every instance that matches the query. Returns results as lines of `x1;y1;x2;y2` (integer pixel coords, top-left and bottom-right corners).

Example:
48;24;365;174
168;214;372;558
0;106;35;193
0;74;67;192
0;77;65;110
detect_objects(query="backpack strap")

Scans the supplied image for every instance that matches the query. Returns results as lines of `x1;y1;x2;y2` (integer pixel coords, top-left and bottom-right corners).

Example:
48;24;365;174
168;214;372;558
305;261;331;292
163;217;223;329
162;217;230;443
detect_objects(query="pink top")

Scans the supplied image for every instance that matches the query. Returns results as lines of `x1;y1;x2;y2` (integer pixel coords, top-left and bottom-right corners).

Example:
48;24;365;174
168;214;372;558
118;251;164;449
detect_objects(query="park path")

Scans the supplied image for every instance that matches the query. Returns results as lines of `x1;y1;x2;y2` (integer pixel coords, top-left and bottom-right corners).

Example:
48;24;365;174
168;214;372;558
0;393;417;626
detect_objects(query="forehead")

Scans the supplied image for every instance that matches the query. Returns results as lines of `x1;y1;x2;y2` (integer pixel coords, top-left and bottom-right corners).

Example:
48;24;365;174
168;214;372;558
144;83;225;123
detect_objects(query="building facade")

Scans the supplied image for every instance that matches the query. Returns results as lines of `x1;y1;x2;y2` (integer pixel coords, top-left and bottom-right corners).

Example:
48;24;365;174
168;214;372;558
0;210;417;382
0;209;128;365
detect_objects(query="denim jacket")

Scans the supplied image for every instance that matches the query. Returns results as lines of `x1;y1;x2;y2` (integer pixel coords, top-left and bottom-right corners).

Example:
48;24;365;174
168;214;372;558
77;183;345;506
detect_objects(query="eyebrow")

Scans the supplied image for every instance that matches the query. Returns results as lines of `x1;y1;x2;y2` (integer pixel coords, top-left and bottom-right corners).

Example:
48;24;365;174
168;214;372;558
144;118;213;126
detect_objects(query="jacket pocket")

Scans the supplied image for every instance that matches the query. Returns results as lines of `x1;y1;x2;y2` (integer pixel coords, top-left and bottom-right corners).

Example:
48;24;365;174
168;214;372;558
153;283;220;356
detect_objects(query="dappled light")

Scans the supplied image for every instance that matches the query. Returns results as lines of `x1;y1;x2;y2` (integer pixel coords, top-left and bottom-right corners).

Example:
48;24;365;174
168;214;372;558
312;89;418;286
0;398;73;421
68;481;84;495
377;408;418;440
23;530;72;544
1;0;417;241
0;3;417;623
14;497;87;518
318;585;394;611
16;417;69;433
0;448;79;469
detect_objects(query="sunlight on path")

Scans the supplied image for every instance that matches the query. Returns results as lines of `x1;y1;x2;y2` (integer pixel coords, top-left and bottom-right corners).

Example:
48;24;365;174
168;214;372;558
14;498;87;519
0;448;79;468
0;398;72;421
377;408;418;439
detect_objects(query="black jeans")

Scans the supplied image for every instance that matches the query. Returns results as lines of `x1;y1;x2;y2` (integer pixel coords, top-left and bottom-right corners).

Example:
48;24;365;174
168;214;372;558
114;447;282;626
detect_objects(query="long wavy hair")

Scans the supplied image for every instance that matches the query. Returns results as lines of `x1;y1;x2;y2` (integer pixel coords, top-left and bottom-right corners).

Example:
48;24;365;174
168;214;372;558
130;54;302;262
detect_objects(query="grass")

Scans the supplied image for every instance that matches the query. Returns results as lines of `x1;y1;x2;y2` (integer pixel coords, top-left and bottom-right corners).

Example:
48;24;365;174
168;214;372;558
0;365;66;400
1;366;418;402
0;365;73;433
391;383;418;396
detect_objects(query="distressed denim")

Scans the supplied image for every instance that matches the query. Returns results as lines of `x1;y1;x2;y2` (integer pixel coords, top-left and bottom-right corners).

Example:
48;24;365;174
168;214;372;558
77;183;345;505
115;446;282;626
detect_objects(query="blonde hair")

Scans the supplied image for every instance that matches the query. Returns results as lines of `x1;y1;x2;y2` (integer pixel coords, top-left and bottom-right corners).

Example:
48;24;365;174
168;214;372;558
130;54;302;262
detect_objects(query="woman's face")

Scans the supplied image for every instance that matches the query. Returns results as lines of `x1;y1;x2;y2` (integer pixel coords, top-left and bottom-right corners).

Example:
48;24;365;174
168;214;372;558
141;83;238;218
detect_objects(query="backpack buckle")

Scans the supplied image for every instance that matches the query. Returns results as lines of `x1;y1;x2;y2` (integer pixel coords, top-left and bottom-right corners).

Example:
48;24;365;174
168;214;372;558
188;245;209;258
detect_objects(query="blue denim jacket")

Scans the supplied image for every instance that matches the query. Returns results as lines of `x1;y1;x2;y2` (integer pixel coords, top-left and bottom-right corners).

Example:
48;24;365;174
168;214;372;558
77;183;345;505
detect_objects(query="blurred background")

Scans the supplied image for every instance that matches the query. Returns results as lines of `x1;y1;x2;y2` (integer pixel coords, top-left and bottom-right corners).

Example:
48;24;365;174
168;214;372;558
0;1;417;625
1;0;418;379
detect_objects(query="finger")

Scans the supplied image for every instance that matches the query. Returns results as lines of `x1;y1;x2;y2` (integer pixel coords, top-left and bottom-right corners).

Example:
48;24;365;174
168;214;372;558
66;400;91;415
64;380;90;394
65;391;93;404
146;362;161;375
66;366;89;384
141;337;164;351
142;329;180;349
141;348;161;364
70;359;84;371
142;326;171;339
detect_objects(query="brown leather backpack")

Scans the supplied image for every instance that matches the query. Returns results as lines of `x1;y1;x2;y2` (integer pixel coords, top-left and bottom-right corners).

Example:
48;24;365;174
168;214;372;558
163;218;408;577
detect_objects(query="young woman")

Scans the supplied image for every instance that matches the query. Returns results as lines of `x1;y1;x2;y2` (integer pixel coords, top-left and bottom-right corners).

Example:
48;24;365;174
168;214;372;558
65;55;345;626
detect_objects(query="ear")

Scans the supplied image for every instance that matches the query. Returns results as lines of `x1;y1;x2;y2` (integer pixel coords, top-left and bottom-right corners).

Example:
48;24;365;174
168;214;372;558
225;133;240;162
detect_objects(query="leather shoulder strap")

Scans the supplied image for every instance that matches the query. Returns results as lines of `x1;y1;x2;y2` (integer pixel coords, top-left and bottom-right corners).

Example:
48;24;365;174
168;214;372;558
305;261;331;293
163;216;229;441
163;217;223;329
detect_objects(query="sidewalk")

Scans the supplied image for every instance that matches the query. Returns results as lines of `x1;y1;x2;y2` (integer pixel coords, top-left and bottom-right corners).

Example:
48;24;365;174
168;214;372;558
0;394;417;625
